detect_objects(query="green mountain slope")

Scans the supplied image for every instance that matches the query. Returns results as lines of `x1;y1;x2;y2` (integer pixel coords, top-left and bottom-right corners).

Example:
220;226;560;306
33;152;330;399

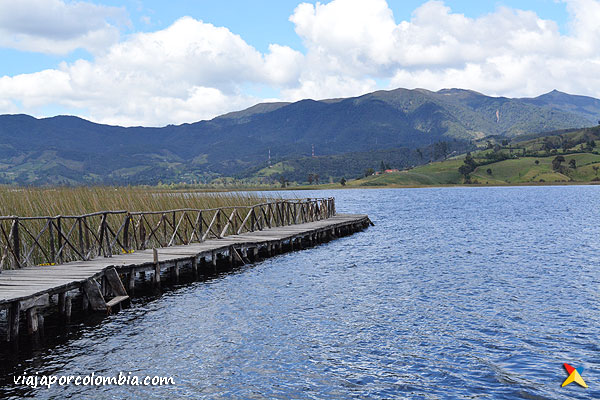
346;126;600;187
0;88;598;185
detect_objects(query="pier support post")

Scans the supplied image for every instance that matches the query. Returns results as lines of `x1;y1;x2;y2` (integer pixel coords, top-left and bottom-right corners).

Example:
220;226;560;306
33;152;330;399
128;270;135;296
211;251;217;273
65;294;72;323
81;287;89;311
58;292;72;322
58;292;66;315
26;308;39;335
171;262;180;283
7;302;20;342
153;248;161;288
192;257;198;279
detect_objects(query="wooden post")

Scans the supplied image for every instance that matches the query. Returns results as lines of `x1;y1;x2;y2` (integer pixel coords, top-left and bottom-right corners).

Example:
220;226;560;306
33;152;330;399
58;292;66;315
65;294;72;323
7;301;20;342
216;210;222;238
172;211;176;243
197;211;203;242
211;251;217;272
37;314;45;336
84;216;90;256
78;218;85;260
139;219;146;250
26;307;39;334
171;262;180;282
98;213;106;256
11;218;20;268
123;214;130;252
228;247;233;265
192;257;198;279
81;287;89;311
49;218;56;263
56;216;62;263
128;269;136;296
162;214;167;246
153;248;160;287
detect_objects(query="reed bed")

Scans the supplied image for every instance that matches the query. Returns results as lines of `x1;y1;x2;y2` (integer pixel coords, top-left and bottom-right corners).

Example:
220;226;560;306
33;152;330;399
0;186;271;217
0;187;327;269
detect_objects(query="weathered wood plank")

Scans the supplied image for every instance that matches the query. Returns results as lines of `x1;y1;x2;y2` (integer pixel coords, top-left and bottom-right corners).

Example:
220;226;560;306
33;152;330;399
104;268;127;297
82;279;107;311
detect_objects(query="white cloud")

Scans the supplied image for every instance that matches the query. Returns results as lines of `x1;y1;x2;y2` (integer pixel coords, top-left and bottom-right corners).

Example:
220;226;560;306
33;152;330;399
3;0;600;126
287;0;600;99
0;17;304;126
0;0;128;54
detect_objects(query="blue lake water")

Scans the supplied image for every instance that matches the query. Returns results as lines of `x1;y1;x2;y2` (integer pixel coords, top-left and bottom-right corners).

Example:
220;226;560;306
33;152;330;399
2;186;600;399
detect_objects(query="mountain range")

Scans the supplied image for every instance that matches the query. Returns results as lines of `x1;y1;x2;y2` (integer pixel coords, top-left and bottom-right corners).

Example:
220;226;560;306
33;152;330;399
1;88;599;185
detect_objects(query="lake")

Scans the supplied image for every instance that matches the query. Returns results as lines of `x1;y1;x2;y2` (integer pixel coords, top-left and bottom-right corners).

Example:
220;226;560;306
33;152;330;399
2;186;600;399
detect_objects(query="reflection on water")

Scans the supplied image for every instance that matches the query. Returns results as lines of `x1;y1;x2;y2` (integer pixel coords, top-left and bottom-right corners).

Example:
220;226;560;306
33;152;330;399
2;186;600;399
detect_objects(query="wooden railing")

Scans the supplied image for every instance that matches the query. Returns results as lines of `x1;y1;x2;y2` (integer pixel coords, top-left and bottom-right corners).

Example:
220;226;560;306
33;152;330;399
0;198;335;270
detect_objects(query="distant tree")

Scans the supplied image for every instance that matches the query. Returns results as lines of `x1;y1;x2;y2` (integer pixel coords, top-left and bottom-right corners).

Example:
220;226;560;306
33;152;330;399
416;149;423;159
433;142;449;159
501;139;509;146
458;164;473;180
569;159;577;169
552;155;565;171
314;174;320;184
464;152;477;170
486;168;492;175
380;161;386;173
340;177;347;186
364;168;375;177
279;176;288;188
534;160;540;165
593;165;599;176
307;174;314;184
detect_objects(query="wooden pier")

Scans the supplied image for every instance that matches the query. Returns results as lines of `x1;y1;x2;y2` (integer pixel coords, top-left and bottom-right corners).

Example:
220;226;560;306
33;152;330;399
0;198;371;342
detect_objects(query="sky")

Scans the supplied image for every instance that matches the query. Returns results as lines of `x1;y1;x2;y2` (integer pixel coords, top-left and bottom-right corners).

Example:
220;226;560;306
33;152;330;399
0;0;598;126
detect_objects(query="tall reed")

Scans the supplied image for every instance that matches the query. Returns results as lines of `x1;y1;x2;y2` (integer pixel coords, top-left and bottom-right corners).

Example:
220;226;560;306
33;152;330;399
0;186;273;217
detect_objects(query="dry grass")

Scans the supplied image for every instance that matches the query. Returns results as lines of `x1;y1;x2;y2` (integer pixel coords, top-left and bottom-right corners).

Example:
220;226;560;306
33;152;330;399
0;186;273;217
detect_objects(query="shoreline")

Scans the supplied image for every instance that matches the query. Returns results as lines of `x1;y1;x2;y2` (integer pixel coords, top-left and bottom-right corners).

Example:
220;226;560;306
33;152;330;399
161;180;600;193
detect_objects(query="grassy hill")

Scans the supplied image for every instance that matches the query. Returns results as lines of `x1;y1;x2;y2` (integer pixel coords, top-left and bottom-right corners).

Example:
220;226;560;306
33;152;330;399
333;126;600;187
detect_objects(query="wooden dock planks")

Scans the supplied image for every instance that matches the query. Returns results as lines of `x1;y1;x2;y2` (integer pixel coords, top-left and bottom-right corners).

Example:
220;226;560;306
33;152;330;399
0;214;369;307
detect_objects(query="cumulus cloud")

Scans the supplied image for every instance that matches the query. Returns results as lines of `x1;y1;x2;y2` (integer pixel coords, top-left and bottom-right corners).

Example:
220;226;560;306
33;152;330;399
289;0;600;99
2;0;600;126
0;0;128;54
0;16;304;126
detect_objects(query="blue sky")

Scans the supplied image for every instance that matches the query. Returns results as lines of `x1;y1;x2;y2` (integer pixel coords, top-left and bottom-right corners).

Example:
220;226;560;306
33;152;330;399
0;0;570;76
0;0;597;126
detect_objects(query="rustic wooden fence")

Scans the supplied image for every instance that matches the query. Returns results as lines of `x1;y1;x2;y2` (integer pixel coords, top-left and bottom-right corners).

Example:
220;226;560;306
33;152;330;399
0;198;335;270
